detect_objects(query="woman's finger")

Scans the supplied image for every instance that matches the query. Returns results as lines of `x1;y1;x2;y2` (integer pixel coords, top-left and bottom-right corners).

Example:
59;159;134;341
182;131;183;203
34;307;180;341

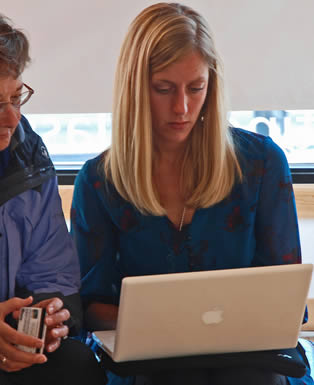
0;321;43;349
0;297;33;319
45;338;61;353
0;354;37;373
45;309;70;327
0;339;47;366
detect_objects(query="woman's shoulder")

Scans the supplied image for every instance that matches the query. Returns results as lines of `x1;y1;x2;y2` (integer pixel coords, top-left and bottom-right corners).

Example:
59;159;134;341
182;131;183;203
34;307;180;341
76;151;123;202
77;152;107;184
231;126;290;181
231;126;286;163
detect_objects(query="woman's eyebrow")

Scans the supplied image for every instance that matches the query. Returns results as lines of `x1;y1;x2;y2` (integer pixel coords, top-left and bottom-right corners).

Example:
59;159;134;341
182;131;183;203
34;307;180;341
151;79;173;84
152;76;207;84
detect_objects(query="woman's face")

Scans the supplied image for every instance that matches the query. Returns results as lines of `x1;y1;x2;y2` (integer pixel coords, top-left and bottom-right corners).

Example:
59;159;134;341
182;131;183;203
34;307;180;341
0;76;22;151
150;51;209;151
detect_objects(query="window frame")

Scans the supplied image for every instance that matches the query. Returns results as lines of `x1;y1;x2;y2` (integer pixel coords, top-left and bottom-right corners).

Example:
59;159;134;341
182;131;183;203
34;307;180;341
56;168;314;186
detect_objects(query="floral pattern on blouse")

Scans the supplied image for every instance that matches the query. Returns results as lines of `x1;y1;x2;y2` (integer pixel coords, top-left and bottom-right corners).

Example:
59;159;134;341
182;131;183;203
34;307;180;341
71;127;311;385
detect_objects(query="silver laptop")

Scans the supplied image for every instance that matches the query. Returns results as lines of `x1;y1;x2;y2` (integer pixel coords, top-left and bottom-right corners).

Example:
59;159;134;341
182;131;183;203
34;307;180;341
93;263;313;362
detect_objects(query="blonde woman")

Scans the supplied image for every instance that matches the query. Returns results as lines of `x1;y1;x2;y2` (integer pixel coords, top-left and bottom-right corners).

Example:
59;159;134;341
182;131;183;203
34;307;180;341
72;3;309;385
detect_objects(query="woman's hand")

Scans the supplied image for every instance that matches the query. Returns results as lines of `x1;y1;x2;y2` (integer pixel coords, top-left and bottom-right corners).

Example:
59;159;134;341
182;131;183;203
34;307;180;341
33;297;70;353
0;297;47;373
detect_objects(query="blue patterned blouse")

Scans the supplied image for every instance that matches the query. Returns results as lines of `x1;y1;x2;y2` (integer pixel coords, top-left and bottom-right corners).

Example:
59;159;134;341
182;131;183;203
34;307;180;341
71;127;312;385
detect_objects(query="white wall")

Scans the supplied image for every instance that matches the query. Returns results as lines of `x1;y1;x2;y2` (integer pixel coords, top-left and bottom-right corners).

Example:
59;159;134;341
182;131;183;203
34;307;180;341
2;0;314;114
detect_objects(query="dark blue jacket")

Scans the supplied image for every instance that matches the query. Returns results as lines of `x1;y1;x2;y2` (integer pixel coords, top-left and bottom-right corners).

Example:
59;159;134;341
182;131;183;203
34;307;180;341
0;116;82;333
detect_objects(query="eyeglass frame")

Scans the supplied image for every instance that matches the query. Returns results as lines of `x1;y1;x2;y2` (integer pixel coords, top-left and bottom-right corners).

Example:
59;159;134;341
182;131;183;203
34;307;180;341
0;83;34;113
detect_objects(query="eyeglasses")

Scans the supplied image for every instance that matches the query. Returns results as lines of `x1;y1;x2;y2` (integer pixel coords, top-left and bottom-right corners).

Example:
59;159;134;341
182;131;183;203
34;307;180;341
0;83;34;114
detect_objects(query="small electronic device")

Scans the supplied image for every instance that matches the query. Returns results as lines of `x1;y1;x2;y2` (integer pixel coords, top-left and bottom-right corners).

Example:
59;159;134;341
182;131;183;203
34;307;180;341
17;307;47;354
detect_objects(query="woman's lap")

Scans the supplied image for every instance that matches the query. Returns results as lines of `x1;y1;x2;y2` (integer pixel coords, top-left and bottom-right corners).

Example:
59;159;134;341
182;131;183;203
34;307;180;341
134;367;289;385
0;338;105;385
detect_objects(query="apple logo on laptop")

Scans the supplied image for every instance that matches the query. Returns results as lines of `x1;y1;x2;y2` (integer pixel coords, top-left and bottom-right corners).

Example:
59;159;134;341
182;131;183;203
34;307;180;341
202;307;224;325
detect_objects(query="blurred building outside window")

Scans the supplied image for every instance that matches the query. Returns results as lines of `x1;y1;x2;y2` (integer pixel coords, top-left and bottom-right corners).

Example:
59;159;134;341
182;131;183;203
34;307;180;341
25;110;314;170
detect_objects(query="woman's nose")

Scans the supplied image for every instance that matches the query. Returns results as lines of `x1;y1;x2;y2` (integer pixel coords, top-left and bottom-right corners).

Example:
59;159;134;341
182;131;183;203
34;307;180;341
173;90;188;116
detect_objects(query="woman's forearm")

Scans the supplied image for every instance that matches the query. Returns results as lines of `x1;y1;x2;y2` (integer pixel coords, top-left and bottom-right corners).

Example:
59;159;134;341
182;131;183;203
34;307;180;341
84;302;118;331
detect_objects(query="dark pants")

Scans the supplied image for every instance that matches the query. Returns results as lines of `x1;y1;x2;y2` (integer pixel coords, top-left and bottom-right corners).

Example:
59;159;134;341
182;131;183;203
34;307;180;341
0;338;105;385
134;367;289;385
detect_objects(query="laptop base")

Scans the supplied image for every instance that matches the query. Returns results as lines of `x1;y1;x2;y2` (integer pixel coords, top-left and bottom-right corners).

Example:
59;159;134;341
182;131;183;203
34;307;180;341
91;336;307;379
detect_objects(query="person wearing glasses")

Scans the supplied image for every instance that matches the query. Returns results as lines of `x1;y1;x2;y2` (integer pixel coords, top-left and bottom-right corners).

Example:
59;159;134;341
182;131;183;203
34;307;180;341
0;14;104;385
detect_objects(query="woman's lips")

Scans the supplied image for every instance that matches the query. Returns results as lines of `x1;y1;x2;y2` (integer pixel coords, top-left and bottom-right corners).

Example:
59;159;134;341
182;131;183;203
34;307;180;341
168;121;189;129
0;130;13;144
0;130;11;138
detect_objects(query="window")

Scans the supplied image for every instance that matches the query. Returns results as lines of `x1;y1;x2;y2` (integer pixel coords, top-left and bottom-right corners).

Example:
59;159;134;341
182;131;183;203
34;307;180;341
229;110;314;167
26;110;314;183
26;113;112;170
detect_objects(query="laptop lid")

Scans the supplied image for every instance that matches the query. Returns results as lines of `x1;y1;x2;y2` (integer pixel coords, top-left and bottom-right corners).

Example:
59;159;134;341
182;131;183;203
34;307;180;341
96;263;313;362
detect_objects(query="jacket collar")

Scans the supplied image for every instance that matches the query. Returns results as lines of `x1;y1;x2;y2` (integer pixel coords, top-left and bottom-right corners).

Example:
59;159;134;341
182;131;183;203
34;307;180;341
10;121;25;152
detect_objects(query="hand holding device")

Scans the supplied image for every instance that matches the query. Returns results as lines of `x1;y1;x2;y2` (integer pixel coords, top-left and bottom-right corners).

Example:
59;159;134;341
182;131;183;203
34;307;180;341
0;297;46;373
17;307;47;354
34;297;70;353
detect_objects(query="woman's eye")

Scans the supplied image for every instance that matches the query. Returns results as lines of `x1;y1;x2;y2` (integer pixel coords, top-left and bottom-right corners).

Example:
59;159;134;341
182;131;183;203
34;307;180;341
11;95;22;104
155;87;171;94
190;87;204;93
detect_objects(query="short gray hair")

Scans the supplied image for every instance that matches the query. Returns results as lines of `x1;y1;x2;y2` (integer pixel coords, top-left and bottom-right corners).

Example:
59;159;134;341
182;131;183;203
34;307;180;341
0;14;30;77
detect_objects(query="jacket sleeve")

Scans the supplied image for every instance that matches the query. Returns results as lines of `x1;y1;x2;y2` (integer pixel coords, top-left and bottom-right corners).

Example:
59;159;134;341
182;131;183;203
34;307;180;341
15;176;82;333
71;160;122;310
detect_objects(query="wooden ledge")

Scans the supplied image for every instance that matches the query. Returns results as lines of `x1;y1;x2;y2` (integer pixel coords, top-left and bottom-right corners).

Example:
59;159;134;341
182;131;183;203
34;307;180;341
58;184;314;222
59;185;74;221
294;184;314;218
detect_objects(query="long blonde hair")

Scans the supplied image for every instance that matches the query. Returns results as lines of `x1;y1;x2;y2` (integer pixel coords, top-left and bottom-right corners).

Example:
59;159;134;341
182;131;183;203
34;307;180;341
105;2;242;215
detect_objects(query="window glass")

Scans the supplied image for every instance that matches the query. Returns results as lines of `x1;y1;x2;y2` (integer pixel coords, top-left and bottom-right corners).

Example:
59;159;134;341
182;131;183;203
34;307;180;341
229;110;314;166
26;113;112;169
26;110;314;169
